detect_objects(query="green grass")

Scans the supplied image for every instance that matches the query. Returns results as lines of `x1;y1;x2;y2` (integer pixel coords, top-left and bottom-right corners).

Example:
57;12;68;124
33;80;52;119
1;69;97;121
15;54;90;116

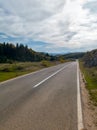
0;61;61;82
79;61;97;105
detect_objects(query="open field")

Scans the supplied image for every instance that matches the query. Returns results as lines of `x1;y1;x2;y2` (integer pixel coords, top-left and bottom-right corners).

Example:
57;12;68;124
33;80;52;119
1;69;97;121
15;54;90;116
0;61;60;82
79;61;97;106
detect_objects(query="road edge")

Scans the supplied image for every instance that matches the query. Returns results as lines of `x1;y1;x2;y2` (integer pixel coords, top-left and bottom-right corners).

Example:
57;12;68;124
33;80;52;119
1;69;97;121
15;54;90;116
80;68;97;130
77;60;84;130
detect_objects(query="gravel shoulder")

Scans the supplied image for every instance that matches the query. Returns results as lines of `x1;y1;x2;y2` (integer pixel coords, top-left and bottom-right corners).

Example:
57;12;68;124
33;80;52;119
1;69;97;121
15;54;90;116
80;71;97;130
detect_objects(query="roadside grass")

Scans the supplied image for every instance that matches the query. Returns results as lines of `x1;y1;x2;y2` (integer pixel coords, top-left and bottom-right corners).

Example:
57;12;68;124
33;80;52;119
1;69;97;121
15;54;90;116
0;61;62;82
79;61;97;106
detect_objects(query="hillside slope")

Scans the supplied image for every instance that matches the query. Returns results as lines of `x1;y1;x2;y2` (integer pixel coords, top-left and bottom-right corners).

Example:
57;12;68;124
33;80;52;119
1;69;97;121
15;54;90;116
83;49;97;67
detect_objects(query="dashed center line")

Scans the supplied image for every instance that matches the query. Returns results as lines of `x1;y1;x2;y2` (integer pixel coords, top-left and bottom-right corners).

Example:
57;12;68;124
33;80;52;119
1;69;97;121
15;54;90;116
33;63;72;88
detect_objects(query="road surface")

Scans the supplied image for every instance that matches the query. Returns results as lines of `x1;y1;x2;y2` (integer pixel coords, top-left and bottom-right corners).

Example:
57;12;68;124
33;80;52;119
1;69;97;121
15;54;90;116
0;61;81;130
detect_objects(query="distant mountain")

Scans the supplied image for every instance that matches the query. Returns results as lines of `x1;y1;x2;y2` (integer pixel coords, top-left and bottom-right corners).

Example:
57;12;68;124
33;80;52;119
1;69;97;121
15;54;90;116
63;52;85;59
83;49;97;67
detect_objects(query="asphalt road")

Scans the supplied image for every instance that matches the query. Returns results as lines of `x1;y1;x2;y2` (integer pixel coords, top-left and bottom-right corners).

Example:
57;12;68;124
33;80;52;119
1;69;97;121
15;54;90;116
0;61;78;130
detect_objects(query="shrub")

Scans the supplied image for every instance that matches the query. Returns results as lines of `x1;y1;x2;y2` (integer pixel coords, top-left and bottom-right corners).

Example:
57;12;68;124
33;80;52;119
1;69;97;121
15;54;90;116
41;60;51;67
1;67;11;72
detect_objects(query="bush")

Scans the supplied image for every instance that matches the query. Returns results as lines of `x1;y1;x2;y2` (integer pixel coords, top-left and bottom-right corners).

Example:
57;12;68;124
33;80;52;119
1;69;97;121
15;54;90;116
41;60;51;67
15;66;24;71
1;67;11;72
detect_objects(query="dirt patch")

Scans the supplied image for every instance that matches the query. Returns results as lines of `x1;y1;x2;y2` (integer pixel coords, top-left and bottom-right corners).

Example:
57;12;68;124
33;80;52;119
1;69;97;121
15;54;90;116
80;71;97;130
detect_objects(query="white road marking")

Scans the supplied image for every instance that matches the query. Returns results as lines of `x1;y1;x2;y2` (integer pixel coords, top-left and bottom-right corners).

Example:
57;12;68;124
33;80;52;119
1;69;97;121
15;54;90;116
33;63;71;88
77;60;84;130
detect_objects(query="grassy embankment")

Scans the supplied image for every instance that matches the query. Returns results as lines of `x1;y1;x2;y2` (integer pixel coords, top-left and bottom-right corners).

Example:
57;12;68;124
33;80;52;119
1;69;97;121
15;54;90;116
80;61;97;106
0;60;66;82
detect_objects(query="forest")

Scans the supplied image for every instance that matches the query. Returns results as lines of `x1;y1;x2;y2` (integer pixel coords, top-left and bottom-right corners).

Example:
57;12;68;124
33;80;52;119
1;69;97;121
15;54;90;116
0;42;56;63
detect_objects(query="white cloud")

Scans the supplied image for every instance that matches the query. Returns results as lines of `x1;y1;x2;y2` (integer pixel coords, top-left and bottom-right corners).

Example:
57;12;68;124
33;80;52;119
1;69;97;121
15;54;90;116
0;0;97;52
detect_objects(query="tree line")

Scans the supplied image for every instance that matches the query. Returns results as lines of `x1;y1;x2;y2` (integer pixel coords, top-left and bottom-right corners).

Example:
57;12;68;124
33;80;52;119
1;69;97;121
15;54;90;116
0;42;87;64
0;42;56;63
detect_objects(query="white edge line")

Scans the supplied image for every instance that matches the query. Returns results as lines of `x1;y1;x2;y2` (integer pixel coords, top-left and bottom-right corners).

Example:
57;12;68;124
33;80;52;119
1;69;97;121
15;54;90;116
33;63;71;88
77;60;84;130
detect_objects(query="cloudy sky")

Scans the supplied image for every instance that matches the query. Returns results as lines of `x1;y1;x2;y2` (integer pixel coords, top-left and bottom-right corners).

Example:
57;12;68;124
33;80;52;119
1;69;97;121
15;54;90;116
0;0;97;53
